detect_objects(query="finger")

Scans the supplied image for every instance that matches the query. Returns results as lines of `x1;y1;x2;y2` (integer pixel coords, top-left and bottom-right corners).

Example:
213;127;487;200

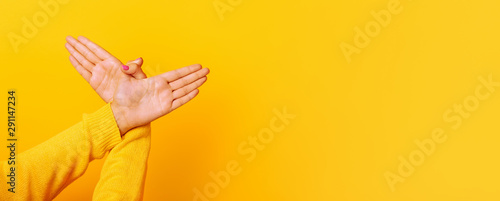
65;36;101;64
172;77;207;99
169;68;210;90
160;64;202;82
69;55;91;82
76;36;113;60
171;89;199;112
122;57;147;79
65;42;95;71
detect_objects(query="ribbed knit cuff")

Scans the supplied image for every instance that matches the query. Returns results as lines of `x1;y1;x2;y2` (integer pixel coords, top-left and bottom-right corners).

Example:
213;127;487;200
83;103;122;159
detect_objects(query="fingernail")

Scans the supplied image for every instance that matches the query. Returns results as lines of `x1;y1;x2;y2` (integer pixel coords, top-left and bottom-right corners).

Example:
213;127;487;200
122;65;129;70
136;57;142;61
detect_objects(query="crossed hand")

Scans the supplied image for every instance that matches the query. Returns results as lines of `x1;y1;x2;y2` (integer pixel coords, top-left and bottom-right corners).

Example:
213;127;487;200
65;36;209;134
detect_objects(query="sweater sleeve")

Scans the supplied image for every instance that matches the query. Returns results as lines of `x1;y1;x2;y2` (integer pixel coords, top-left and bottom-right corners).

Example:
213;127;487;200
92;124;151;201
1;103;122;201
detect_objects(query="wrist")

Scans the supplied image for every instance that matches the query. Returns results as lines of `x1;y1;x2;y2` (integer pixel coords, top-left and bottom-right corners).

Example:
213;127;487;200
110;101;130;136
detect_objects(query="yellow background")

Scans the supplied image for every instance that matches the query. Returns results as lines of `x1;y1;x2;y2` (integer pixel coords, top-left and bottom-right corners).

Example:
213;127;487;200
2;0;500;200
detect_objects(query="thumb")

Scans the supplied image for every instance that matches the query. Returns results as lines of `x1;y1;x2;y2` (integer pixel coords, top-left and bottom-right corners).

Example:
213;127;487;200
121;57;148;79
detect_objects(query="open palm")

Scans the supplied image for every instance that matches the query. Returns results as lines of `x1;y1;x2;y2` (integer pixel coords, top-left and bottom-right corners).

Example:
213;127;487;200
65;36;209;133
65;36;127;102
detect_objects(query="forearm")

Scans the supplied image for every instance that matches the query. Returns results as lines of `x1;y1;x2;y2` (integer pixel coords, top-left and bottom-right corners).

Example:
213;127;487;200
93;124;151;201
1;104;121;201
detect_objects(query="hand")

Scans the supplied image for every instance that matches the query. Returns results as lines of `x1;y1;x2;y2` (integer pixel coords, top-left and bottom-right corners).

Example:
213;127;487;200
65;36;210;134
65;36;148;102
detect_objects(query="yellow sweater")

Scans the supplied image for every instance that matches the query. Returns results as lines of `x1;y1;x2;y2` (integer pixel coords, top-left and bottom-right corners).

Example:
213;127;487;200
1;103;151;201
